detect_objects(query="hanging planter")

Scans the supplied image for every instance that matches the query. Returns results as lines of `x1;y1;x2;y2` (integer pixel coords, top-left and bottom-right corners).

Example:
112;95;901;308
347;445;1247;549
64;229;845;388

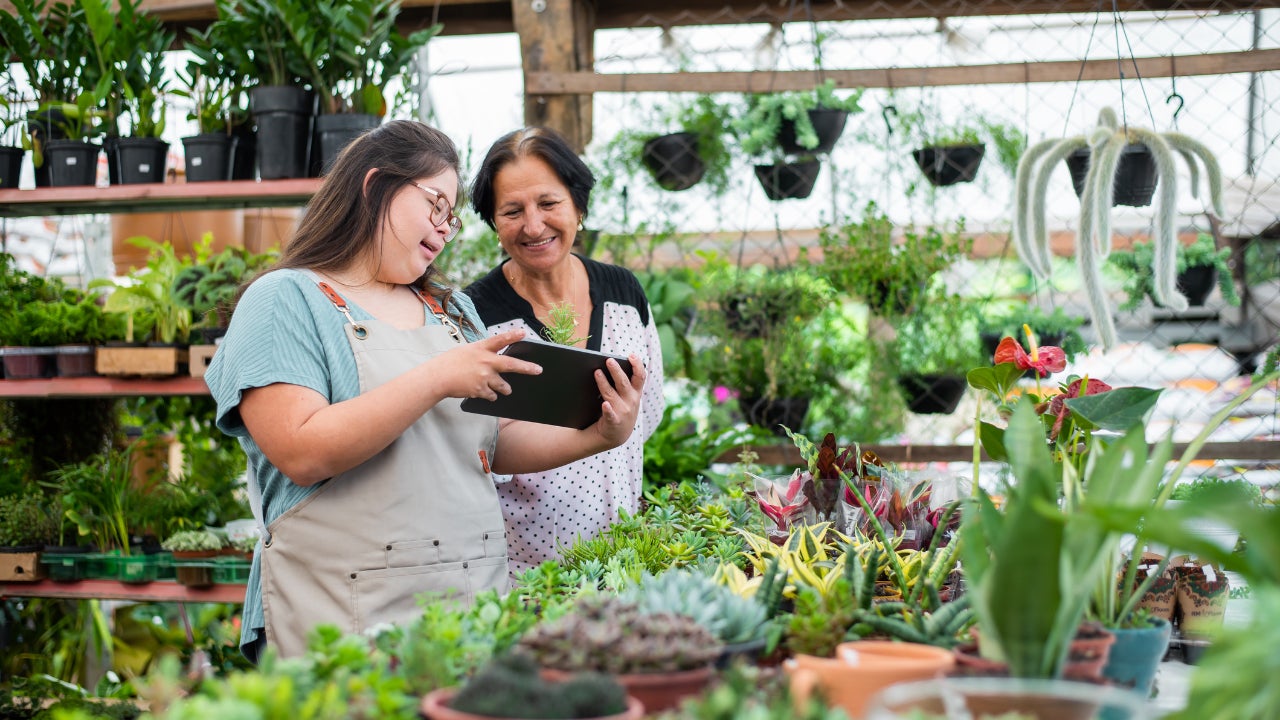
1012;106;1224;349
737;395;811;435
912;143;986;186
1065;143;1158;207
1175;264;1218;307
754;159;821;200
641;132;706;191
778;108;850;155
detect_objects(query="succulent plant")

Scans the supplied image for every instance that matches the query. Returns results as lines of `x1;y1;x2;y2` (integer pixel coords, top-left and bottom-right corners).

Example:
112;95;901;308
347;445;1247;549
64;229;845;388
449;651;628;719
160;528;223;553
618;569;771;645
517;596;722;674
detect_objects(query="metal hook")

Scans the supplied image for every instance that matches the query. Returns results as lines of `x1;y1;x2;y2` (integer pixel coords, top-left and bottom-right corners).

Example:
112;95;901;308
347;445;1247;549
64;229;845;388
882;105;898;136
1167;92;1185;122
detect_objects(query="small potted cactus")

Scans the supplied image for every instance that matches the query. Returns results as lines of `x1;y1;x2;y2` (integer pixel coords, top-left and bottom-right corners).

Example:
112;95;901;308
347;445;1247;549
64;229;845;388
161;528;224;587
517;596;723;713
422;651;642;720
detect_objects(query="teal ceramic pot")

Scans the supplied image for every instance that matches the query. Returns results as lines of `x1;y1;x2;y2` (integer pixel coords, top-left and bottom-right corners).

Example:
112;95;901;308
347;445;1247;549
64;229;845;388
1101;617;1172;697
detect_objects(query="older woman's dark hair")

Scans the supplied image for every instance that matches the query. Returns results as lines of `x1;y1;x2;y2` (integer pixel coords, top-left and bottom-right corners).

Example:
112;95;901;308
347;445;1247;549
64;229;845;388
471;126;595;229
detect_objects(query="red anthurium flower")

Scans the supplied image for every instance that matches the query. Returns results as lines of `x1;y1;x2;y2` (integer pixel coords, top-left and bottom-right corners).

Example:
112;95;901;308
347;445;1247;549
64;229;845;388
1043;377;1114;441
993;331;1067;378
750;470;810;531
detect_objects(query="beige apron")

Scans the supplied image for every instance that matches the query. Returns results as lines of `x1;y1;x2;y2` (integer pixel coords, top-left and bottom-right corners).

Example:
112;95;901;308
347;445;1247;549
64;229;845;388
259;280;508;658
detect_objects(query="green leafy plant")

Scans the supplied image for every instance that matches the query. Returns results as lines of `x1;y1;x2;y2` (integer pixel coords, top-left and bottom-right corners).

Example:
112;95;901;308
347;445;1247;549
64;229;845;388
634;268;698;380
735;79;864;158
603;94;739;195
1169;476;1264;505
812;204;971;317
642;405;768;494
1108;232;1240;311
170;236;277;329
44;448;142;554
277;0;440;116
0;492;59;547
80;0;174;138
894;292;986;376
540;303;588;346
159;528;224;553
90;237;195;344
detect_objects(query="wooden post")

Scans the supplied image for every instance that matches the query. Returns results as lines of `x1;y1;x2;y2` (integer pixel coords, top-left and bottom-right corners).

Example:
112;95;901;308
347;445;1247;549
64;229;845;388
511;0;595;152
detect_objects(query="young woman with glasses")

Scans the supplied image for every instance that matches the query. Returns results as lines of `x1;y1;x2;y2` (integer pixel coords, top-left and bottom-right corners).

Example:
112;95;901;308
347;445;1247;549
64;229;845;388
204;120;646;662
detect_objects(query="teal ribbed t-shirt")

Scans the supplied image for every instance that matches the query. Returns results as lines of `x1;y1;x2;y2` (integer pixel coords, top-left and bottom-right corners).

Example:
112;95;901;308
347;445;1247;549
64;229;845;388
204;268;489;659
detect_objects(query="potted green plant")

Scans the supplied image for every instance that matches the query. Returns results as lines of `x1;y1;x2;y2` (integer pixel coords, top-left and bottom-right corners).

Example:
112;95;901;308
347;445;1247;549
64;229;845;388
812;204;971;317
210;0;314;179
0;492;59;581
161;528;224;587
1012;106;1224;349
631;94;738;193
90;237;196;376
0;0;93;186
517;595;723;713
1109;232;1240;310
0;74;27;189
735;80;864;200
174;51;239;182
81;0;174;184
172;236;276;340
284;0;440;172
893;293;986;415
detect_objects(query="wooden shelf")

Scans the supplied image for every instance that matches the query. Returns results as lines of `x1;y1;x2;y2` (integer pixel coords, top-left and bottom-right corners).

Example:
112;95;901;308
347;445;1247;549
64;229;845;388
0;578;244;603
0;178;321;218
0;376;209;398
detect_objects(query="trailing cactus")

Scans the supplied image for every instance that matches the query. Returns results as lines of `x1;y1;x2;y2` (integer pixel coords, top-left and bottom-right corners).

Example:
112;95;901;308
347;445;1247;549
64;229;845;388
618;568;771;645
1011;106;1223;349
517;595;722;674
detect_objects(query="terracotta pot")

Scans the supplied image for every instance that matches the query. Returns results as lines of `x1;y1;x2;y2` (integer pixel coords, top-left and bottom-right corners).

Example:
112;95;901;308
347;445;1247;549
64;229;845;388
421;687;644;720
541;666;713;714
787;641;955;719
953;623;1116;682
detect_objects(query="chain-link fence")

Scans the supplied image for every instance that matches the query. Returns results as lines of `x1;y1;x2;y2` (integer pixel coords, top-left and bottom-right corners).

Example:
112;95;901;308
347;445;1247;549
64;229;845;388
554;4;1280;484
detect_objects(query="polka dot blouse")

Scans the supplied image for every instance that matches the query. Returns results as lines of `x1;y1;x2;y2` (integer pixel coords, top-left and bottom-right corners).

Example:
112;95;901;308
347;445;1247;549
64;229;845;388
464;256;666;575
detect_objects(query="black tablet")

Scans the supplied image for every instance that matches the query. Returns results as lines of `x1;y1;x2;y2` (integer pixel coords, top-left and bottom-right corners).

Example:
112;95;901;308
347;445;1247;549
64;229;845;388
459;340;635;430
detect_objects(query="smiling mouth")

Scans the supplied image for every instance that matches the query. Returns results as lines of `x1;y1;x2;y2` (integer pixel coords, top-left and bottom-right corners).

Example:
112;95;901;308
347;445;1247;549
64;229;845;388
524;237;555;248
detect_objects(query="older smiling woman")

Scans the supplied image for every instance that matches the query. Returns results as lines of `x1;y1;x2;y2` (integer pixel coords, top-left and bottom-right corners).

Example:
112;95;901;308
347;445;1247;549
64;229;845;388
465;127;666;576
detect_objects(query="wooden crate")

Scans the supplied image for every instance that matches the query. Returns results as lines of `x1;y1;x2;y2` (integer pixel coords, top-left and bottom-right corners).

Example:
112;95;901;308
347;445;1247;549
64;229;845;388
96;346;188;377
0;551;47;582
187;344;218;378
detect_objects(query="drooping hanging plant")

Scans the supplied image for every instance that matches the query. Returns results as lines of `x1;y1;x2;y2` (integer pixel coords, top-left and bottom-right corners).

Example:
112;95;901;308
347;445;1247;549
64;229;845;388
1011;106;1224;349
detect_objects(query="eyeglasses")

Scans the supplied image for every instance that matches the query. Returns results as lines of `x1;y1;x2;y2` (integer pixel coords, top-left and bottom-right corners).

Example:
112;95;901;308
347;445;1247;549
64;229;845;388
411;182;463;242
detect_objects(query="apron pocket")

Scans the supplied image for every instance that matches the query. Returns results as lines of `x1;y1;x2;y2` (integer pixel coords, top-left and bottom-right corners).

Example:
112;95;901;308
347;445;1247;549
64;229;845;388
481;529;507;558
385;538;441;568
350;556;509;633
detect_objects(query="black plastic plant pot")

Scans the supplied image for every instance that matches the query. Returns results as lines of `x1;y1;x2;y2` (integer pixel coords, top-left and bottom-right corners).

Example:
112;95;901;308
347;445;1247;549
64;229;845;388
26;107;70;187
231;123;257;180
114;137;169;184
0;146;24;189
913;144;985;186
45;140;100;187
250;85;315;180
641;132;706;191
778;109;849;155
314;113;381;175
1065;143;1158;208
898;373;968;414
754;159;821;200
182;133;238;182
1176;265;1218;307
737;395;811;436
